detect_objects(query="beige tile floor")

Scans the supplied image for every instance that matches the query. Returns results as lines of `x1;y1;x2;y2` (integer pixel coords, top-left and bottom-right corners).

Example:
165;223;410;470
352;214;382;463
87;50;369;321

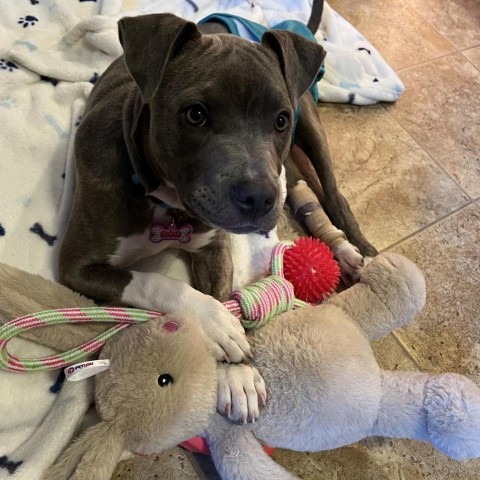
116;0;480;478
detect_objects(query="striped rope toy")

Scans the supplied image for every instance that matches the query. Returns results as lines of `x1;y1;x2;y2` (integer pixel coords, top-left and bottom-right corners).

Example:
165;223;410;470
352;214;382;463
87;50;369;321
0;242;309;373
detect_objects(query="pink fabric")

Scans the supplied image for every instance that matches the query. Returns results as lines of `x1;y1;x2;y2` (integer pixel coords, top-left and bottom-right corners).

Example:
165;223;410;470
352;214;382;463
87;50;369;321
180;437;276;457
180;437;211;455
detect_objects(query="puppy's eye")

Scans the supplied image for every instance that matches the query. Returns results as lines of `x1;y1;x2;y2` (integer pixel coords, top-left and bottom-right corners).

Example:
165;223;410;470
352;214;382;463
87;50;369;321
185;105;207;126
275;112;290;132
158;374;174;387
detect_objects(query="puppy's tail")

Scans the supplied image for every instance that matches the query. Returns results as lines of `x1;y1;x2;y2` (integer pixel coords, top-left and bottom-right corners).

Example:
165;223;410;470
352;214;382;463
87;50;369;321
307;0;324;34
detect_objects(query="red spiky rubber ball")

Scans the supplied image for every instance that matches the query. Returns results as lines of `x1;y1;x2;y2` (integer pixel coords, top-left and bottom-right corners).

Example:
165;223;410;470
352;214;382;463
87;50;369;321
283;237;340;303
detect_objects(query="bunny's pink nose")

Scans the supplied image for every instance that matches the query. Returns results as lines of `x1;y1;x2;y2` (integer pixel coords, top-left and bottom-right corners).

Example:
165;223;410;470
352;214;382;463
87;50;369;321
162;321;180;332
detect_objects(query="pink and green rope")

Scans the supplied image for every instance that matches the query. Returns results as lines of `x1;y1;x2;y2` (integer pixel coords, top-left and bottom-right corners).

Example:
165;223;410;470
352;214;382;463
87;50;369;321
228;242;310;328
0;241;311;372
0;307;160;372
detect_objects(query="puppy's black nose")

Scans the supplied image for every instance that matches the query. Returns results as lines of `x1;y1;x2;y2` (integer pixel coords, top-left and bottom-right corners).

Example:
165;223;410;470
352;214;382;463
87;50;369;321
230;180;276;218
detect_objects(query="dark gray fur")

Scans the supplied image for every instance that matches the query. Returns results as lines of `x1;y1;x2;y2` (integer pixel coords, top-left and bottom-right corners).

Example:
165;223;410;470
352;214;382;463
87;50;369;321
59;4;375;306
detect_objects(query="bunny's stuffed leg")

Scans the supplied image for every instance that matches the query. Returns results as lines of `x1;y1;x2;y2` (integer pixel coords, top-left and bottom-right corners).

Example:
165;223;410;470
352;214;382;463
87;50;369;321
206;414;297;480
327;252;426;340
369;370;480;460
42;422;125;480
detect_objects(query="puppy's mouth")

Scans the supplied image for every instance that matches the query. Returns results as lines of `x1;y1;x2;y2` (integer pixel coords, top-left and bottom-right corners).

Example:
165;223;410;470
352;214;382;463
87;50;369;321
182;198;277;234
220;225;265;234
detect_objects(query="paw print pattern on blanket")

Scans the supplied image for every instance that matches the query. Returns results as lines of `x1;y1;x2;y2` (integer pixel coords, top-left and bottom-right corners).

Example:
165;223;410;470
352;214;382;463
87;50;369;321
30;0;39;4
186;0;199;13
89;72;99;84
0;59;18;72
357;47;379;83
0;456;23;475
18;16;39;28
49;371;66;394
358;47;372;55
0;224;4;236
338;46;384;105
40;75;59;86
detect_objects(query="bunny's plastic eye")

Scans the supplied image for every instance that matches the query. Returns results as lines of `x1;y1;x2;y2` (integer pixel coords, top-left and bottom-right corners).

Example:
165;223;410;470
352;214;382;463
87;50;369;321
158;374;174;387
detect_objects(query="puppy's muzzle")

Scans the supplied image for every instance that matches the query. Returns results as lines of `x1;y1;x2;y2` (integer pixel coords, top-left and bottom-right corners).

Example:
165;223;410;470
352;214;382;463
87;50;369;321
230;180;276;220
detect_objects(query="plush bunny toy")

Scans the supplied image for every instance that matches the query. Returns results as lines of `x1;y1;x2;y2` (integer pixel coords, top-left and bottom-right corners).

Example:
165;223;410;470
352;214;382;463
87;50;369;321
1;249;478;480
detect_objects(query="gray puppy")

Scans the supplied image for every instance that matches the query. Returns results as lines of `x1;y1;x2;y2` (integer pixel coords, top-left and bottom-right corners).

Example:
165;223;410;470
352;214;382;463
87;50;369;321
59;7;374;362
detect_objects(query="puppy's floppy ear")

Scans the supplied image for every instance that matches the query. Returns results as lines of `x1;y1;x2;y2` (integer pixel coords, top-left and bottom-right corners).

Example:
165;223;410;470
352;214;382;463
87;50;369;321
118;14;201;103
262;30;326;107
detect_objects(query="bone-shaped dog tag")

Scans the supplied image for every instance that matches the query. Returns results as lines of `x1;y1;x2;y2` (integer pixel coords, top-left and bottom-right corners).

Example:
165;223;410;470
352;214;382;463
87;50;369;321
150;222;193;243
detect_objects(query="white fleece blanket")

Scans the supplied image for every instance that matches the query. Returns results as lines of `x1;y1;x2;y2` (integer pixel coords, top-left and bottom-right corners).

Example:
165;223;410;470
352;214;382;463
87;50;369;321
0;1;403;478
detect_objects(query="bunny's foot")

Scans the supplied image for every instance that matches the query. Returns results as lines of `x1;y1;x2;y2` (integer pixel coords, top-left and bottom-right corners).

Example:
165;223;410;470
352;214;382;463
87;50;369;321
425;373;480;460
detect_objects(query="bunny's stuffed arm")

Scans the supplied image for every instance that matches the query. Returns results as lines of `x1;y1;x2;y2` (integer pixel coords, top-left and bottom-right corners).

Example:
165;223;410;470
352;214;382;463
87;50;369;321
327;252;426;340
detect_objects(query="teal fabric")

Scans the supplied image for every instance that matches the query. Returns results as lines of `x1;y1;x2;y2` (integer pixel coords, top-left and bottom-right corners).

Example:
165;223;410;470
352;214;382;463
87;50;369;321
199;13;267;41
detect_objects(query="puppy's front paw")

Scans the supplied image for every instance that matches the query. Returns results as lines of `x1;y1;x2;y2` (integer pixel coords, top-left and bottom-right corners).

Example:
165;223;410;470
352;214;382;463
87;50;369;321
190;295;251;363
334;243;364;286
217;363;267;424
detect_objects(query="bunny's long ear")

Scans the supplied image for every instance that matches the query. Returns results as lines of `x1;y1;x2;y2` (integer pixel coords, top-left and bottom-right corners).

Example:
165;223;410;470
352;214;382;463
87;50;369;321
43;422;124;480
0;262;111;351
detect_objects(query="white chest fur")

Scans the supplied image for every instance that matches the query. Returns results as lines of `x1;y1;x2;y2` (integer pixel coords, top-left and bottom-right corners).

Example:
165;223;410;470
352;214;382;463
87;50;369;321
109;205;216;268
111;167;287;282
229;230;279;290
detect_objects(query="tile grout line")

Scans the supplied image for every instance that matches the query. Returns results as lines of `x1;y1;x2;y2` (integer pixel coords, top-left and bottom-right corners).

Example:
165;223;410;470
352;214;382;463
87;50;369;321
378;101;475;254
378;200;474;254
390;331;425;372
460;46;480;73
396;50;458;73
402;0;459;53
331;6;477;208
381;104;474;201
405;0;480;60
377;18;479;392
396;45;480;74
378;198;474;368
392;0;458;74
329;2;457;74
